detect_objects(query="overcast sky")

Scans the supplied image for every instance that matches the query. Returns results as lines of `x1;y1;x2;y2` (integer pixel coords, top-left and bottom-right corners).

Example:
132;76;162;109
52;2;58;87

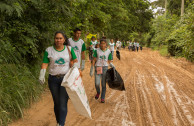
148;0;163;14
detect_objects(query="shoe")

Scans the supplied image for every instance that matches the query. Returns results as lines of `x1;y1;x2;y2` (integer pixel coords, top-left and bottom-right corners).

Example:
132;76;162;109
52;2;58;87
95;93;100;99
101;99;105;103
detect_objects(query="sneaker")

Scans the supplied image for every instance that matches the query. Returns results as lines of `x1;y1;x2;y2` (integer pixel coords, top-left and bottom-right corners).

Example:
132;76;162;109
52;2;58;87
95;93;100;99
101;99;105;103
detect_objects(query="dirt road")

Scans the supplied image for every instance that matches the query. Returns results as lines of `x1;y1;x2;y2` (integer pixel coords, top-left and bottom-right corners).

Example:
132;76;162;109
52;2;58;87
10;48;194;126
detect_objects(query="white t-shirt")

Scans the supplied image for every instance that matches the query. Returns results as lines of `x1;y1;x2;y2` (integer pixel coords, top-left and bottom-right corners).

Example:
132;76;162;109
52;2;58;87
129;42;132;46
93;48;112;66
90;41;97;49
109;42;115;51
116;41;121;47
134;42;137;46
43;46;77;75
136;43;139;47
68;38;86;68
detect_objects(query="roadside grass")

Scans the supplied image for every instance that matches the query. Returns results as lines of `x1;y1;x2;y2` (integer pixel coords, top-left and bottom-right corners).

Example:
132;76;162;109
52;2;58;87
159;45;168;56
151;45;169;57
0;63;45;126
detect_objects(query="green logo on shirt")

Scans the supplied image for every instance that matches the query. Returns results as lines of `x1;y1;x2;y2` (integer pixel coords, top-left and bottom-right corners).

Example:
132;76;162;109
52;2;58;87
55;58;65;64
100;55;106;59
72;46;79;51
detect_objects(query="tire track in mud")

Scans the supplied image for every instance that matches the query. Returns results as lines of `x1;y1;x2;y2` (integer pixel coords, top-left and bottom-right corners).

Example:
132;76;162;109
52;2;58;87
136;49;194;126
136;70;158;126
122;49;193;126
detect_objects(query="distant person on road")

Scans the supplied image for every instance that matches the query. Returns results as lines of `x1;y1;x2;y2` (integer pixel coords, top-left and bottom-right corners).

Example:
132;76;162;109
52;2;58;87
128;41;132;51
68;28;86;71
134;41;137;51
39;31;79;126
136;42;139;52
116;39;121;50
89;36;97;62
140;43;143;51
132;42;135;51
92;42;100;56
109;39;115;60
90;36;97;49
90;39;115;103
122;41;126;49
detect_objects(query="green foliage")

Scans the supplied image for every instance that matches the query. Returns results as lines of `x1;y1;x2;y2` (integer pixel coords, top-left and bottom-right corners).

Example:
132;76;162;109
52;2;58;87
0;0;25;17
151;14;179;47
0;63;44;125
159;45;169;56
104;0;153;40
140;32;152;46
166;3;194;61
151;0;192;16
147;1;193;62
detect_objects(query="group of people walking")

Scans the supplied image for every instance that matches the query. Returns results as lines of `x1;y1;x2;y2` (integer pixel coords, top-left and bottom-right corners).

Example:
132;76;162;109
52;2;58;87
113;40;143;52
39;29;115;126
128;41;143;52
38;28;143;125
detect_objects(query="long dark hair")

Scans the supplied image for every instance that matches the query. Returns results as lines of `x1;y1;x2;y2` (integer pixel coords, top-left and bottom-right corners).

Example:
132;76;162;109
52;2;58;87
54;31;69;45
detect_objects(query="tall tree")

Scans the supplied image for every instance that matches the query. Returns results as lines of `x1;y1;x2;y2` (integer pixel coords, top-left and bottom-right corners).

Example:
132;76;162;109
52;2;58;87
181;0;184;17
165;0;167;17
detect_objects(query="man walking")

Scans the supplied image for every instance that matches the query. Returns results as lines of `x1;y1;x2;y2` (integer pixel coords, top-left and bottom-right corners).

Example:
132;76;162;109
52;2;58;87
69;28;86;71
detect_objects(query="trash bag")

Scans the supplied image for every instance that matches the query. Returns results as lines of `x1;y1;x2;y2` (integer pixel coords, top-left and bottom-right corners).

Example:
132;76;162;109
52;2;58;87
61;67;92;119
89;47;93;60
106;67;125;91
132;45;135;51
116;50;120;60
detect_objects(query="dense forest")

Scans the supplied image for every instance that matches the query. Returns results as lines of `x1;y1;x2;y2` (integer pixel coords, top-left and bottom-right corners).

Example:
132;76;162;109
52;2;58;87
0;0;193;125
147;0;194;61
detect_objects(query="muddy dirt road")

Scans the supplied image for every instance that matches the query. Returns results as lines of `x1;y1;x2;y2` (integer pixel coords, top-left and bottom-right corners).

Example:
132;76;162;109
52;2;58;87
10;48;194;126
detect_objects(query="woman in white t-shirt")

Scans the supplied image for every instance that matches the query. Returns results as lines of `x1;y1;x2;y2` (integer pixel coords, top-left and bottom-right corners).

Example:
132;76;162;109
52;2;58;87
90;39;115;103
39;31;78;126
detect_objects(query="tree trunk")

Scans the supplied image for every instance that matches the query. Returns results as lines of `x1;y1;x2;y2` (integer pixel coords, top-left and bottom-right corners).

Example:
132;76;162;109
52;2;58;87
165;0;167;17
181;0;184;17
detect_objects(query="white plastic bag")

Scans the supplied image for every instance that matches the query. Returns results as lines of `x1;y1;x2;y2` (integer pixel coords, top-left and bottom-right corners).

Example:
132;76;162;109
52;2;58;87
61;67;92;119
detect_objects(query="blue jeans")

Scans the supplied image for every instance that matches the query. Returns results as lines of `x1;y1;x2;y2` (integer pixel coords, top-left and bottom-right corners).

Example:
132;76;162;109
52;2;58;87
48;75;69;126
95;66;108;99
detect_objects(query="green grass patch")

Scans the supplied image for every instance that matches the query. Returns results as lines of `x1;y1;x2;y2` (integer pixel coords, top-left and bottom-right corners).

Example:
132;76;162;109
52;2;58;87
151;45;169;56
151;46;159;50
0;63;45;126
159;45;168;56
